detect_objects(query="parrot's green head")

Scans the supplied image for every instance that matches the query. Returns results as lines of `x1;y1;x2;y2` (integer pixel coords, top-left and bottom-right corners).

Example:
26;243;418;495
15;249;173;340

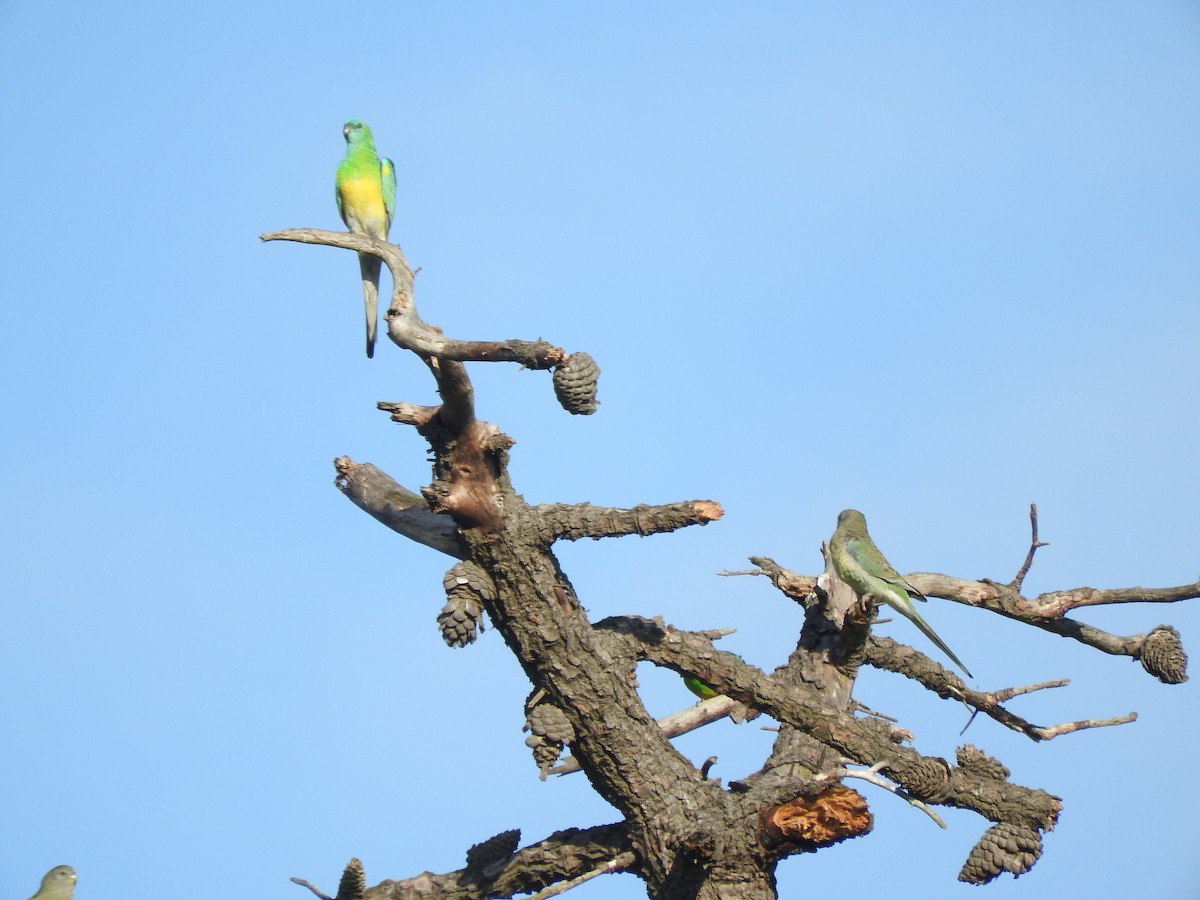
342;120;376;148
837;509;867;530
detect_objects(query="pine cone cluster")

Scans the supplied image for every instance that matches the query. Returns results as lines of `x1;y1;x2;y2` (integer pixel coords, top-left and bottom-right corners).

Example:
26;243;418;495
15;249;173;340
524;697;576;779
438;561;496;647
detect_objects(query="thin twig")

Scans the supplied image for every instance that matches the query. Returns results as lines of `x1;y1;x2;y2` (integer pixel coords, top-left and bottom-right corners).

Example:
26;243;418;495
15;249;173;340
849;699;899;723
523;852;638;900
549;696;742;776
992;678;1070;701
815;762;947;829
1032;712;1137;739
955;678;1136;742
959;709;980;736
1011;502;1050;591
289;877;333;900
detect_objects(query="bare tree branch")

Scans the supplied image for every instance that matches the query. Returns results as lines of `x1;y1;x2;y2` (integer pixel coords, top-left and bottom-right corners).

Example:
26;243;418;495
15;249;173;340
333;456;466;559
596;616;1062;830
291;877;334;900
738;551;1193;682
523;852;638;900
261;229;569;370
1032;582;1200;614
1032;713;1138;739
533;501;724;543
549;695;750;777
275;218;1194;896
377;401;441;428
911;572;1195;676
360;824;634;900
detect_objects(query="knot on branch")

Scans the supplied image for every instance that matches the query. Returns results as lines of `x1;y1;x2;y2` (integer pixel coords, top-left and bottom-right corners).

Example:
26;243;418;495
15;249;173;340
335;858;365;900
1140;625;1188;684
552;352;600;415
422;479;452;510
438;561;495;647
464;828;521;874
885;756;951;802
958;823;1043;884
956;744;1011;780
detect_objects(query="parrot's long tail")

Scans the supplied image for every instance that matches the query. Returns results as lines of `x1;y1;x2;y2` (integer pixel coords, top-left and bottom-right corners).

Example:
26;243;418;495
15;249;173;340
905;603;973;678
358;252;382;358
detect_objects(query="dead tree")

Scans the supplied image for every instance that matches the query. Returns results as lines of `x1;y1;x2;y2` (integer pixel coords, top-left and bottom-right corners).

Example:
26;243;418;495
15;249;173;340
262;227;1193;900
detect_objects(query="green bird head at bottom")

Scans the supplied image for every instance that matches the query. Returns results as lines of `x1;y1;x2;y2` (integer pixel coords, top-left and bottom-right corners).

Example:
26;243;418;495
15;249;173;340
29;865;75;900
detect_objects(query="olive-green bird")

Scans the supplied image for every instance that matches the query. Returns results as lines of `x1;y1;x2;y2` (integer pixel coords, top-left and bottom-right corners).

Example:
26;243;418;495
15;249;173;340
335;121;394;358
830;509;972;677
28;865;75;900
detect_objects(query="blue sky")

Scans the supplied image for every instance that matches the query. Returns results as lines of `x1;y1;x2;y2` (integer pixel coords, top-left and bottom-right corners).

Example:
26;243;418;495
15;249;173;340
2;2;1199;898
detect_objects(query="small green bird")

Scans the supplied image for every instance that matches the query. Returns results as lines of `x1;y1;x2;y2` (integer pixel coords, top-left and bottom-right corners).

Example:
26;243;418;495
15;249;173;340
335;121;393;358
683;652;744;700
830;509;972;677
683;674;720;701
28;865;75;900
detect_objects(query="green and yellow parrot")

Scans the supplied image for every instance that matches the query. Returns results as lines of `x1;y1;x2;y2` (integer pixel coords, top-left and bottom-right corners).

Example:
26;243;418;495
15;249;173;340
28;865;75;900
683;652;744;700
335;121;394;358
830;509;972;677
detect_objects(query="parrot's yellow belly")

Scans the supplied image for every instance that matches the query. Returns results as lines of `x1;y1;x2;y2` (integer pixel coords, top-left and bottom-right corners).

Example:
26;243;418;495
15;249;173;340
339;176;388;236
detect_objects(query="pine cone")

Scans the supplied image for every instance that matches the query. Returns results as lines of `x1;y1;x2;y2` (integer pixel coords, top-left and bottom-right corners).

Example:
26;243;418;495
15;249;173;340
335;857;365;900
526;702;576;745
958;823;1042;884
956;744;1010;780
1140;625;1188;684
438;561;496;648
437;596;484;648
465;829;521;871
887;756;950;801
552;352;600;415
443;560;498;602
530;736;565;779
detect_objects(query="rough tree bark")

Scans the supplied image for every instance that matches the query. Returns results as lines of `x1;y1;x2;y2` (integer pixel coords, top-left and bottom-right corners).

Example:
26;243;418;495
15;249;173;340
263;227;1194;900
